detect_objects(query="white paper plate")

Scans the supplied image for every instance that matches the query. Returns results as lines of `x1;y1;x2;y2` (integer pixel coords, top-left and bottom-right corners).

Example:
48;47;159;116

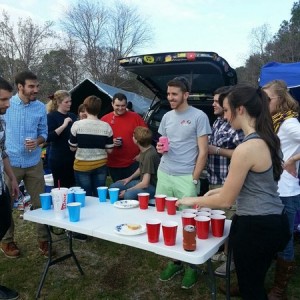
113;200;139;209
114;223;146;235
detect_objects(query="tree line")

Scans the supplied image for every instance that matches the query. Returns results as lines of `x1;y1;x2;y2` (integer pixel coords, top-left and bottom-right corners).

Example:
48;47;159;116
0;0;299;102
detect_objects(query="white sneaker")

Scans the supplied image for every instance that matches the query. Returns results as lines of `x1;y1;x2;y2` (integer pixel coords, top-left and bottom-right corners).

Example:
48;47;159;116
214;261;235;276
211;251;227;262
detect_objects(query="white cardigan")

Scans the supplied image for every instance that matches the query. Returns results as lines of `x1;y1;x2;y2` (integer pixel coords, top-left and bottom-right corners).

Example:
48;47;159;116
277;118;300;197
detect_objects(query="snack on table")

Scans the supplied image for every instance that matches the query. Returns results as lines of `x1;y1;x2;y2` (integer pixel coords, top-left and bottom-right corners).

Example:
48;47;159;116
127;224;142;230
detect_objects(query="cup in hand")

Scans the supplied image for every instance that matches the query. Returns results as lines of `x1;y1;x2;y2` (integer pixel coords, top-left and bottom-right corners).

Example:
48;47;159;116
108;188;119;204
25;137;33;152
155;194;166;212
74;190;86;207
97;186;108;202
146;219;161;243
165;197;178;215
162;221;178;246
158;136;169;152
181;212;196;227
138;192;150;209
67;202;81;222
211;214;226;237
39;193;52;210
194;215;211;239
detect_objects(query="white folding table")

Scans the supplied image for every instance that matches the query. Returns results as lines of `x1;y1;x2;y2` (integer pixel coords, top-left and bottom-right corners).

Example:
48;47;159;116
24;196;231;299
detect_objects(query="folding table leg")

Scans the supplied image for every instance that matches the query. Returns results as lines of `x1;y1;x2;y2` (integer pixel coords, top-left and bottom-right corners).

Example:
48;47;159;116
35;227;84;299
206;258;217;300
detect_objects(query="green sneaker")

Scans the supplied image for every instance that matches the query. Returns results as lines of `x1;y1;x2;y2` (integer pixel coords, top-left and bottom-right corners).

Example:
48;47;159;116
181;266;198;289
159;262;184;281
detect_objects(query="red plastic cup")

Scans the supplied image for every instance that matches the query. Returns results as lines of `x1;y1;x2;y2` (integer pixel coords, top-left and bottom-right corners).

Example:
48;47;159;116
155;194;166;212
182;208;198;214
199;207;212;213
194;215;211;239
181;212;196;227
165;197;178;215
138;193;149;209
211;214;226;237
196;211;211;217
211;209;225;215
146;219;161;243
162;221;178;246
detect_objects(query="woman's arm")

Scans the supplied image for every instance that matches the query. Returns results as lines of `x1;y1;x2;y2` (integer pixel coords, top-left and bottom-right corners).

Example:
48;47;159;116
177;143;254;208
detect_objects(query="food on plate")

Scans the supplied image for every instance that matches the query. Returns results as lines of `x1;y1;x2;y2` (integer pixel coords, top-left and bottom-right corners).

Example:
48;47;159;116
127;224;142;230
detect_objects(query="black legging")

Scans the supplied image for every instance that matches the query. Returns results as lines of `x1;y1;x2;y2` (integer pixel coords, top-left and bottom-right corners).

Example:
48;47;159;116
0;188;11;240
229;213;289;300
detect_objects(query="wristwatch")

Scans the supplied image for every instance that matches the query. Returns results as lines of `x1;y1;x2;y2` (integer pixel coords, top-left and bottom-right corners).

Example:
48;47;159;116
193;179;198;185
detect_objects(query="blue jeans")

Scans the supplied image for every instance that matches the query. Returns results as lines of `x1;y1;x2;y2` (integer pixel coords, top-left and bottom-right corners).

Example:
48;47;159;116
110;179;156;200
278;194;300;261
75;165;107;197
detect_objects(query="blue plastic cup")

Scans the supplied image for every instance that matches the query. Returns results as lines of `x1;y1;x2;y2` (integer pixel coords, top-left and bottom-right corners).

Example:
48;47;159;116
67;190;75;204
97;186;108;202
67;202;81;222
40;193;52;210
108;188;119;204
74;190;86;207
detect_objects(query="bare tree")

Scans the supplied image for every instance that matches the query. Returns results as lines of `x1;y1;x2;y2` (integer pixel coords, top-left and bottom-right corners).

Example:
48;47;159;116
0;11;55;80
106;1;152;85
60;0;108;81
60;0;152;85
250;24;272;56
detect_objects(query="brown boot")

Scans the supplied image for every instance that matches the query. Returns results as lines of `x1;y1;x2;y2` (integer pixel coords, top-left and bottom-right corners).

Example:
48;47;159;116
268;257;295;300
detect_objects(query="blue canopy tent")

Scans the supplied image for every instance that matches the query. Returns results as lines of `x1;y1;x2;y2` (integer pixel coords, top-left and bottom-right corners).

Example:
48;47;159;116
259;62;300;102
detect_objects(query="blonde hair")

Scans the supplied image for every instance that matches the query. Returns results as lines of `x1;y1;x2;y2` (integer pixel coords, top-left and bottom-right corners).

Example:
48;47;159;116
47;90;70;113
262;80;299;114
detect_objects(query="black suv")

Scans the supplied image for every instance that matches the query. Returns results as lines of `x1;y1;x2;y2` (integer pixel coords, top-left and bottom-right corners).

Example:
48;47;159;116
119;51;237;143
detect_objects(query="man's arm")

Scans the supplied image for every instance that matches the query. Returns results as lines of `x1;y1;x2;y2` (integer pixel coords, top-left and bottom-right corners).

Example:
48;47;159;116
193;135;208;180
3;157;19;200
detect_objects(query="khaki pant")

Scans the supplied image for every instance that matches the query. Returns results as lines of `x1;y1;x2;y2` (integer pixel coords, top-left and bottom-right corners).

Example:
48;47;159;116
3;160;48;243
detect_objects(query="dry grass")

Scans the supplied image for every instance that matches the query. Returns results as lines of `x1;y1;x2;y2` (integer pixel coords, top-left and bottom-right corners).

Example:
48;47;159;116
0;210;299;300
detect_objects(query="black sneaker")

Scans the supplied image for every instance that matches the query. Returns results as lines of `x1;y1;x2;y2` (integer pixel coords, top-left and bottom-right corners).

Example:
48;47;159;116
0;285;19;300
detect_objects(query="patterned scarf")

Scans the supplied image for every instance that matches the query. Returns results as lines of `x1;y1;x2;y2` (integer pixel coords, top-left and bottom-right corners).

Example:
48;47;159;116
272;110;299;133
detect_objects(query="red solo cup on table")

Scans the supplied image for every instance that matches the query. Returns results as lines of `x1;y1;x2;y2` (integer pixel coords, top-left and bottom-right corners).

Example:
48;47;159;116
211;209;225;215
138;192;150;209
194;215;211;239
199;207;212;213
155;194;166;212
162;221;178;246
196;211;211;217
165;197;178;215
211;214;226;237
146;219;161;243
181;212;196;227
182;208;198;214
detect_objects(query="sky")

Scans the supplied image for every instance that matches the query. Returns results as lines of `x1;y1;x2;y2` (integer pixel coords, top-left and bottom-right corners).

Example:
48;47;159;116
0;0;296;68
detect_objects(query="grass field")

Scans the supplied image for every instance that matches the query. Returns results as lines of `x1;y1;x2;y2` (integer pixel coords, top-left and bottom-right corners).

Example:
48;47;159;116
0;209;299;300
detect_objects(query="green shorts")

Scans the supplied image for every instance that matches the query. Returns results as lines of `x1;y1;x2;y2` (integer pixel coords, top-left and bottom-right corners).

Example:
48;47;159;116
155;169;197;210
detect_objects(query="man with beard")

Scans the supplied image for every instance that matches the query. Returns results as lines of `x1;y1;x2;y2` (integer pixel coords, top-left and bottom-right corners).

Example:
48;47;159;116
1;71;49;258
156;77;211;289
0;77;20;299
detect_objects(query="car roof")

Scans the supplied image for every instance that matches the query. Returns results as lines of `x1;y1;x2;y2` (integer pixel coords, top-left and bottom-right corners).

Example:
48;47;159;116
119;51;237;99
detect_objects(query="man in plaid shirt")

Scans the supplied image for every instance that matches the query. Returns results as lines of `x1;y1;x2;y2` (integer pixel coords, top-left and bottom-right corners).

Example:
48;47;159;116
207;86;244;188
